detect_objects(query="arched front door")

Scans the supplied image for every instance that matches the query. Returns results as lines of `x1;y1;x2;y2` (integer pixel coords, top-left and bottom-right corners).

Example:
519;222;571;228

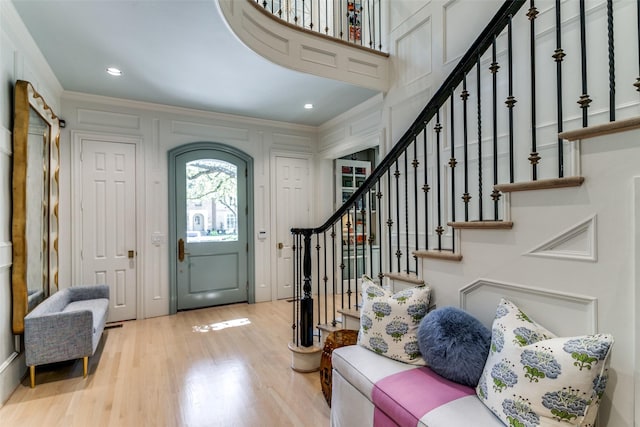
169;143;254;311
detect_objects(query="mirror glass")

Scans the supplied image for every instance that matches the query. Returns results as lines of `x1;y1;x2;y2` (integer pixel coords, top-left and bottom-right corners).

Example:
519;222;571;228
12;80;60;334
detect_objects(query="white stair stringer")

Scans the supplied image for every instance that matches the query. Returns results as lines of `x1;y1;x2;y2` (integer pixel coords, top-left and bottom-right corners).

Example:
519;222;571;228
525;215;597;262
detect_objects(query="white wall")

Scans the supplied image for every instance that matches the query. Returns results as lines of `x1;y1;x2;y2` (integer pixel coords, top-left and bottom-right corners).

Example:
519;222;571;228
0;0;63;405
316;0;638;425
59;92;317;317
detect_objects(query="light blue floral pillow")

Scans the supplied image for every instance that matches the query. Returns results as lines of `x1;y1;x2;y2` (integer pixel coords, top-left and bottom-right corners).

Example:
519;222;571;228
476;298;613;427
357;276;430;365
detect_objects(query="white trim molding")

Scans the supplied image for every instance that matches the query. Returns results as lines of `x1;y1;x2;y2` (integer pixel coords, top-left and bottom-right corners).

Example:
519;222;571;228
460;278;598;337
525;215;597;262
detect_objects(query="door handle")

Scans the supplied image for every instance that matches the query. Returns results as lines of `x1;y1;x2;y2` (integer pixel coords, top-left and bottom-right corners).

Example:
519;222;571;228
178;238;185;262
277;242;284;250
128;250;135;259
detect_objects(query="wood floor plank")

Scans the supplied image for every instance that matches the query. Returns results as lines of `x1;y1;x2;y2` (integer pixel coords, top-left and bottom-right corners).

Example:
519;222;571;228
0;299;331;427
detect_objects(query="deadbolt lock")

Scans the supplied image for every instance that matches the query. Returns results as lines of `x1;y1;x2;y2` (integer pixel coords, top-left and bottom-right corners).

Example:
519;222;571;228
277;242;284;250
128;250;135;259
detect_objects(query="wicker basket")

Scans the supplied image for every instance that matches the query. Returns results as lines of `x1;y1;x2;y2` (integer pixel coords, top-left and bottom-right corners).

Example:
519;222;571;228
320;329;359;406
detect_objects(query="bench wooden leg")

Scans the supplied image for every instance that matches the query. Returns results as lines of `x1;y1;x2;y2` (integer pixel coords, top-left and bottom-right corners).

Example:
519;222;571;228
30;366;35;388
83;357;88;378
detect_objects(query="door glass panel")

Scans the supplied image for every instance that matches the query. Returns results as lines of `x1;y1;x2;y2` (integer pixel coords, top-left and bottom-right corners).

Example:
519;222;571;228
185;159;238;243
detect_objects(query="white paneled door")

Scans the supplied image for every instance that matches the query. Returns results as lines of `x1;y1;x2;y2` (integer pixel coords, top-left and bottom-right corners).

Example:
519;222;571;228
275;156;311;300
81;140;137;322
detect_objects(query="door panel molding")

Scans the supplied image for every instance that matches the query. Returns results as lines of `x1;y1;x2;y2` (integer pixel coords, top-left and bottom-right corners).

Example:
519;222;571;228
71;131;144;320
168;142;255;314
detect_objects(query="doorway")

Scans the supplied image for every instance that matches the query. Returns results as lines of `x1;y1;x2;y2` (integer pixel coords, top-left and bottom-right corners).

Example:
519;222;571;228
169;143;254;312
75;135;139;322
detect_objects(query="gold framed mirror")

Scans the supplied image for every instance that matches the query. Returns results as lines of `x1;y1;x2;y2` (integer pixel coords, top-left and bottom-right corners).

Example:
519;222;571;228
12;80;60;334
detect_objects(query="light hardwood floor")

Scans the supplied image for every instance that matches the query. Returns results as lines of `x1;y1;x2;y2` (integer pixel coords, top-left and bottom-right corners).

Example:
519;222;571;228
0;300;331;427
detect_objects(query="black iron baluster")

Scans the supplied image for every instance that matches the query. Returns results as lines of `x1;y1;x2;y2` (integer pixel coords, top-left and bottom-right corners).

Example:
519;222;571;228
394;159;402;271
357;194;365;310
387;171;393;273
528;1;540;180
376;182;383;281
607;0;615;121
435;113;443;250
325;0;329;35
461;76;471;220
323;231;328;328
404;150;410;273
294;0;298;24
370;0;375;49
477;57;484;220
507;14;517;182
346;205;352;308
340;214;345;310
331;225;337;327
423;126;430;250
449;90;457;227
316;233;321;336
636;0;640;91
413;137;419;274
578;0;592;127
490;37;500;220
368;187;374;278
553;1;565;178
340;0;343;39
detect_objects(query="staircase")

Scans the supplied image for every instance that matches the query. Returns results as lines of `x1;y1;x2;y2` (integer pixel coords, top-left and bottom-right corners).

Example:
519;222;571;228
286;0;640;375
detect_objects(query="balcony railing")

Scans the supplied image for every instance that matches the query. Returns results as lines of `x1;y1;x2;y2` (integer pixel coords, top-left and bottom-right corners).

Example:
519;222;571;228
254;0;384;51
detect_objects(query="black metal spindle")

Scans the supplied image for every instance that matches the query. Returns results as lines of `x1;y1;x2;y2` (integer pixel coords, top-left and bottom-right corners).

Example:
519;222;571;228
294;0;298;24
376;183;383;281
387;171;393;274
413;138;419;274
368;188;374;278
346;205;352;308
378;0;382;50
340;0;343;39
394;159;402;271
340;215;345;309
477;57;484;220
423;127;429;250
435;113;443;250
490;37;500;220
578;0;591;127
507;15;517;182
636;0;640;91
316;233;321;334
607;0;615;121
553;1;565;178
325;0;329;35
404;150;410;273
331;225;337;327
371;0;376;49
461;76;470;220
449;91;457;226
528;1;540;180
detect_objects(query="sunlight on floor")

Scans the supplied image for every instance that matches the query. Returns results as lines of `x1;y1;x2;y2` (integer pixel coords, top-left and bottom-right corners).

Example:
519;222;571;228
192;318;251;332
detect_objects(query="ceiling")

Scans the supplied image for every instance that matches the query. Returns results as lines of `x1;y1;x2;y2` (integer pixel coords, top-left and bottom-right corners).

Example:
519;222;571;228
12;0;379;127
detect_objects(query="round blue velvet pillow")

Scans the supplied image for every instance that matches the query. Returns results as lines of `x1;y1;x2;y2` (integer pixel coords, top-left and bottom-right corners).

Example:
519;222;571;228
417;306;491;387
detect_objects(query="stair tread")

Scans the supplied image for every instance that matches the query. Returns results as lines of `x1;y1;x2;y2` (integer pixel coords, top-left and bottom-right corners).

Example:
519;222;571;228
494;176;584;193
337;307;361;318
384;272;425;285
448;220;513;230
559;116;640;141
413;249;463;261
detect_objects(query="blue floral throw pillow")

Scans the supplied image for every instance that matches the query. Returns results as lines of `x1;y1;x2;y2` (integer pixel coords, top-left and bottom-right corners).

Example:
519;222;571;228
357;277;430;365
476;298;614;427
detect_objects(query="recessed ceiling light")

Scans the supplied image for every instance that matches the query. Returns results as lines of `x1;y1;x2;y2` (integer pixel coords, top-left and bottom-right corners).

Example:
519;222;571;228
304;103;313;109
106;67;123;77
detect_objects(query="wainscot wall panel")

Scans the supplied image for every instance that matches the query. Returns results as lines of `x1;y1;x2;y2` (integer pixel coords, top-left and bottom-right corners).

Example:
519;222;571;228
396;17;432;87
77;108;141;130
171;120;250;142
300;45;337;68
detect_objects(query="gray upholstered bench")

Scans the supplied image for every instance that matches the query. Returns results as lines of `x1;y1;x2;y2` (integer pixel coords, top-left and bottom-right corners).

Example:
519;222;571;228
24;284;109;387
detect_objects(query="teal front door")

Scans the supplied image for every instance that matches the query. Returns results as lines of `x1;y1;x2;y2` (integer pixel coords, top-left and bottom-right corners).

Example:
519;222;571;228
174;147;248;310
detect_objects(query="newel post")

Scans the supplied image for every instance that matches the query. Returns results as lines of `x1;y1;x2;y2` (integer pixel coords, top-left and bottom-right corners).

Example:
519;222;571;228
300;229;314;347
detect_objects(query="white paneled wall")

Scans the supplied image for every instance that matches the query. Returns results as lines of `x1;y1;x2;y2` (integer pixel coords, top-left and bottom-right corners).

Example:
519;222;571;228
0;0;62;406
